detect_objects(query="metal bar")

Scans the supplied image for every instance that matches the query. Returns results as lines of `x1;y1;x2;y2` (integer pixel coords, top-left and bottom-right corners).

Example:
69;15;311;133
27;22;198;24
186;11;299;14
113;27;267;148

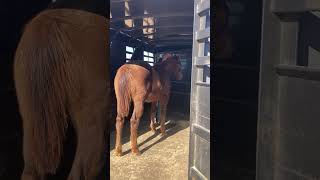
197;0;210;14
188;0;201;178
190;166;207;180
128;29;193;38
271;0;320;13
196;28;210;42
111;12;193;22
152;33;193;39
275;64;320;81
192;124;210;142
118;25;193;32
195;82;210;87
189;0;210;179
154;42;193;46
195;56;210;66
134;33;193;40
111;0;133;3
149;38;193;43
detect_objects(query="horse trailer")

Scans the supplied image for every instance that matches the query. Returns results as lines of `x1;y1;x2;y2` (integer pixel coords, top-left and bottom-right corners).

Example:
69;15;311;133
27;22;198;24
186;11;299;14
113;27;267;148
0;0;211;179
110;0;210;179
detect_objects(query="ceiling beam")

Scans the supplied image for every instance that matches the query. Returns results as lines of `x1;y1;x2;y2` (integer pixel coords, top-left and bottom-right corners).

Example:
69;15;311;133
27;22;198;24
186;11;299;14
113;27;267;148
115;25;193;32
153;43;192;47
148;37;193;42
150;38;192;42
128;28;192;38
155;46;192;52
111;0;133;3
110;11;193;22
131;33;193;39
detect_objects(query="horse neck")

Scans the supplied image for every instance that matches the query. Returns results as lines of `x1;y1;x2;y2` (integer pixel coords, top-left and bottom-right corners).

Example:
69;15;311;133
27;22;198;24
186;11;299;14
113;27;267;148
154;63;172;87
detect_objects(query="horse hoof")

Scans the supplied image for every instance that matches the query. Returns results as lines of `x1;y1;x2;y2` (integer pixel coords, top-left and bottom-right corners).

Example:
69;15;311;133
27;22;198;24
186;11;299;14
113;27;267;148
150;127;157;133
114;151;122;156
132;150;141;156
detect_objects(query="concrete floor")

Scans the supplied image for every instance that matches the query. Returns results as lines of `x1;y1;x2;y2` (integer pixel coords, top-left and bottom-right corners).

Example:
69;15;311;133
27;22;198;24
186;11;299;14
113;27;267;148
110;112;190;180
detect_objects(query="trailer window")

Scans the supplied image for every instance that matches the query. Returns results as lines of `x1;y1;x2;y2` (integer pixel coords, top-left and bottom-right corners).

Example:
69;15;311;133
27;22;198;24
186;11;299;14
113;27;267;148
126;46;135;62
143;51;154;66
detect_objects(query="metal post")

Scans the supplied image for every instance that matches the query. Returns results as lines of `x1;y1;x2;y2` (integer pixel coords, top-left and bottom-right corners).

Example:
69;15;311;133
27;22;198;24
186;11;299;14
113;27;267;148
188;0;210;179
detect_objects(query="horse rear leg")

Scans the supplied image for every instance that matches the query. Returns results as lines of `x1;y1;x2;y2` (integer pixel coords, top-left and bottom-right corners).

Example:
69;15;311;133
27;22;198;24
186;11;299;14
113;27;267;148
21;128;45;180
159;97;169;136
22;167;44;180
150;102;157;133
22;160;45;180
114;115;125;156
67;96;108;180
130;100;144;155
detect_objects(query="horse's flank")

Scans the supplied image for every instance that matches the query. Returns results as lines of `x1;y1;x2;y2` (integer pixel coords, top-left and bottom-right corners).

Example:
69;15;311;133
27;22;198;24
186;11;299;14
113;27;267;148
114;65;133;117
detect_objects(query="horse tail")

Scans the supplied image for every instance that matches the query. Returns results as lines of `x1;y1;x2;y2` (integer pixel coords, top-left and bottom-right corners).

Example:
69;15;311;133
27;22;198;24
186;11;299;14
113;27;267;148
114;67;131;117
14;12;77;174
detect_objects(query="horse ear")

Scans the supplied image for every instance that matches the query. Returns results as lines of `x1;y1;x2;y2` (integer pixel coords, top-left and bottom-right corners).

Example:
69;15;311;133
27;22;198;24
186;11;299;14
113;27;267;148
162;53;172;61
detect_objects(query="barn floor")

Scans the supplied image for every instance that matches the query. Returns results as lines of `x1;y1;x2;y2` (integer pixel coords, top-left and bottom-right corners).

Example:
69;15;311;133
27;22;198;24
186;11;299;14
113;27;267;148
110;112;190;180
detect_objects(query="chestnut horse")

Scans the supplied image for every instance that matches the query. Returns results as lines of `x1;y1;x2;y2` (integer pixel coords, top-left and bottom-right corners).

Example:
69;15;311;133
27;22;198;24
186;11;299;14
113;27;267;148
14;9;109;180
114;54;183;156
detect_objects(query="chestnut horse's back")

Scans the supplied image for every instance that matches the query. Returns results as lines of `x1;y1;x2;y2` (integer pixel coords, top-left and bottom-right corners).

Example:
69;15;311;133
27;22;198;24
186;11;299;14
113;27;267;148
14;9;108;174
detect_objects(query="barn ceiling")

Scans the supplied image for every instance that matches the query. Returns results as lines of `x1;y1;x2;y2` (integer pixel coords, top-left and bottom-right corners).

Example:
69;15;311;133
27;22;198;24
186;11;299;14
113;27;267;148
110;0;194;51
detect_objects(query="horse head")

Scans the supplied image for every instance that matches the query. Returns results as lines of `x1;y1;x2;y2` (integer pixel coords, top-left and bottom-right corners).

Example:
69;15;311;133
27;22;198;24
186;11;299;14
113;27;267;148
161;53;183;80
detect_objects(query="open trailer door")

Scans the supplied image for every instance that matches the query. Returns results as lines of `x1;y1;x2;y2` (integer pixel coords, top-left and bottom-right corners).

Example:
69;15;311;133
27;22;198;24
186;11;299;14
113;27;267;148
188;0;210;179
257;0;320;179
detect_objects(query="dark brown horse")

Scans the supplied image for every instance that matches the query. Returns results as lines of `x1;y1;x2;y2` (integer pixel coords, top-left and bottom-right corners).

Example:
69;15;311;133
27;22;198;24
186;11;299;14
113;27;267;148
14;9;109;180
114;54;183;156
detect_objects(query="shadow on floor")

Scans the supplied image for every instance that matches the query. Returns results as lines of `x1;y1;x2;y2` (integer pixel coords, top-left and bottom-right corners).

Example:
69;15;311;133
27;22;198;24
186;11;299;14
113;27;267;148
110;107;190;156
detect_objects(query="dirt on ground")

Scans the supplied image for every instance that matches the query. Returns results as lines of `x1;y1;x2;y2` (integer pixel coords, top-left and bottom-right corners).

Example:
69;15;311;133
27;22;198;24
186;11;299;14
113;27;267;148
110;113;190;180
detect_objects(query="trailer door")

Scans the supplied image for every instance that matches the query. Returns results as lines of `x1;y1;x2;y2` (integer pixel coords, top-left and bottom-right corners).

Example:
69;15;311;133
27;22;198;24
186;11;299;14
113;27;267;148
257;0;320;179
188;0;210;179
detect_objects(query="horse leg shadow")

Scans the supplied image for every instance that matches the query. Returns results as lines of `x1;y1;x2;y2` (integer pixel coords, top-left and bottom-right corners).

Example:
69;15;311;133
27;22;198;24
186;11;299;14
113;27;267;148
120;120;188;156
139;121;189;154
